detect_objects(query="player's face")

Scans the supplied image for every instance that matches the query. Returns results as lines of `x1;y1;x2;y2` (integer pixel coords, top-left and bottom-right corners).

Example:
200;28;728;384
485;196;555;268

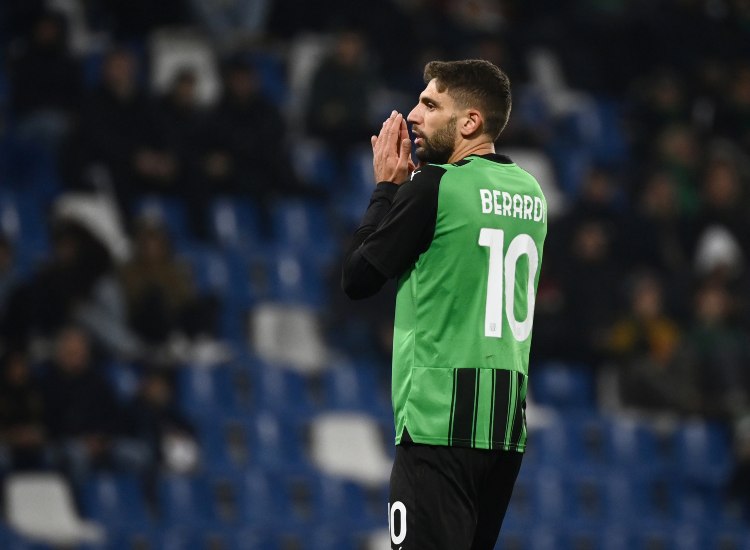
407;79;459;164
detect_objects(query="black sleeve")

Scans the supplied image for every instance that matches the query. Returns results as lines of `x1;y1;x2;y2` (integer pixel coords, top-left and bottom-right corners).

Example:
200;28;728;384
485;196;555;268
341;164;444;299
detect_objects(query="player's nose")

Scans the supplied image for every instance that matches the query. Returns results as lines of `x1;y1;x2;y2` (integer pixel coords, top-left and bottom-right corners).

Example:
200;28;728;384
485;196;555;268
406;105;420;125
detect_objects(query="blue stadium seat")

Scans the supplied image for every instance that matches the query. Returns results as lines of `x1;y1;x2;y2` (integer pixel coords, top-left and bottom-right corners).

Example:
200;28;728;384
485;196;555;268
150;527;203;550
563;413;611;464
0;191;50;265
193;416;245;474
271;199;335;257
249;51;288;107
559;414;666;472
292;139;338;191
296;472;379;530
591;98;628;165
605;416;664;470
79;473;153;530
176;364;244;420
562;525;631;550
527;420;569;466
246;411;312;473
530;467;565;522
562;470;639;524
0;521;50;550
266;250;326;307
254;364;321;418
209;197;264;251
225;528;279;550
103;359;140;402
709;529;750;550
235;468;289;530
132;195;190;243
321;360;391;420
530;362;596;410
496;527;532;550
179;245;230;297
630;523;705;550
671;420;732;487
2;135;61;200
223;248;270;305
156;473;218;528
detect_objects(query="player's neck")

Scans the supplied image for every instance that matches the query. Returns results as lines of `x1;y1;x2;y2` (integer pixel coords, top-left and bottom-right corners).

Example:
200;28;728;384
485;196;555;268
448;139;495;164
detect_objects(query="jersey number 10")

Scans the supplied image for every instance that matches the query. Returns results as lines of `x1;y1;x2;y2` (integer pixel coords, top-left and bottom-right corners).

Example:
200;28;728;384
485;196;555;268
478;228;539;342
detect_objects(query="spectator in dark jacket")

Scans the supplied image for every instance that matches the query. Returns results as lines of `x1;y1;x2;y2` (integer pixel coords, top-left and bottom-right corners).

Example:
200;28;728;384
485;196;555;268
9;11;83;148
0;350;49;470
204;58;299;203
41;325;151;478
70;48;176;221
128;369;198;473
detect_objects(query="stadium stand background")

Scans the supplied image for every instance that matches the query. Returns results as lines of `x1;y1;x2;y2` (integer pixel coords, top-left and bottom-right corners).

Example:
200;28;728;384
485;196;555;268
1;0;750;548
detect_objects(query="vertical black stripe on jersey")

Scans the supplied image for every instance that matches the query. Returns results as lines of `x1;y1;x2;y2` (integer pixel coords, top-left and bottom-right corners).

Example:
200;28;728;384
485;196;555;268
491;370;511;449
471;370;481;447
509;372;525;448
450;368;478;446
488;370;497;447
448;370;457;444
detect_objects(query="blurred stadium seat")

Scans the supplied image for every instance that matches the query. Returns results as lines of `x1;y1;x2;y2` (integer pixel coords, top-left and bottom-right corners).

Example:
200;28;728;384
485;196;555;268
79;473;153;530
530;362;597;411
4;473;105;546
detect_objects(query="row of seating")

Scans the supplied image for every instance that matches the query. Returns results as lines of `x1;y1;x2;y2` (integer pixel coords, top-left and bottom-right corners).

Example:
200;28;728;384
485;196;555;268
0;188;340;255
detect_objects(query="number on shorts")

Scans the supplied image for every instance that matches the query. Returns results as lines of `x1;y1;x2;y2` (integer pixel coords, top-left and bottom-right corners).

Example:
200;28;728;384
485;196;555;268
388;501;407;546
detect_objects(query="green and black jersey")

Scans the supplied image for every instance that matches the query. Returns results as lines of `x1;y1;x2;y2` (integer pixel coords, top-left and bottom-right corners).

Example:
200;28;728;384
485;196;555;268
342;154;547;452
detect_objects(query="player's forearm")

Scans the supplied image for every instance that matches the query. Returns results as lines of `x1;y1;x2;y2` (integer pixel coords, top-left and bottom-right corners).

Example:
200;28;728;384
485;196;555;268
341;182;398;299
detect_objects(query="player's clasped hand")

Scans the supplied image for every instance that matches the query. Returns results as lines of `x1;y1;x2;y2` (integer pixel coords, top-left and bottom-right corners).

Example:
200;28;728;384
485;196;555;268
371;110;415;184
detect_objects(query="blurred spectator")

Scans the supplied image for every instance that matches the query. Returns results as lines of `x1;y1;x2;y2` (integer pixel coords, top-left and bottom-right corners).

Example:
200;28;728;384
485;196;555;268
68;48;176;219
653;124;702;216
565;167;623;228
153;68;212;237
156;68;208;181
626;171;692;277
305;30;376;179
555;220;620;364
628;71;691;159
691;155;750;260
1;219;138;358
119;217;222;364
9;10;83;148
679;283;750;419
0;235;18;323
41;325;151;479
0;349;49;470
715;64;750;150
204;58;300;208
128;369;198;474
608;273;688;412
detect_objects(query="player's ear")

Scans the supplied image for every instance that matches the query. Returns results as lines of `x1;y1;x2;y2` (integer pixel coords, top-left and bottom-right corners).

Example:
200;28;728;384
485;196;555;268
460;109;483;138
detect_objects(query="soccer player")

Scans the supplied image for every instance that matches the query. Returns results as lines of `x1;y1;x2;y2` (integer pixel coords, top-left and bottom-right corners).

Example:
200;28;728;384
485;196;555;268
342;59;548;550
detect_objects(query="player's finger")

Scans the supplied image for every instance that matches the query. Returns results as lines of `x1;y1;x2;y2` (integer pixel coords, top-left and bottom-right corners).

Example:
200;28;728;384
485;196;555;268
377;114;394;145
399;117;410;143
398;138;411;170
391;114;404;152
371;135;377;149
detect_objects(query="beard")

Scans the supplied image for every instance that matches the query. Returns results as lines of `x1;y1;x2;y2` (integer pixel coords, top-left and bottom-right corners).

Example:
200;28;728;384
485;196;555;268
415;115;457;165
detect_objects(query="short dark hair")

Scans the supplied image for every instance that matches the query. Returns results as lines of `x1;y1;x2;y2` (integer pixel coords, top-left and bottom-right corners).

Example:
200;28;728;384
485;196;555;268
424;59;512;140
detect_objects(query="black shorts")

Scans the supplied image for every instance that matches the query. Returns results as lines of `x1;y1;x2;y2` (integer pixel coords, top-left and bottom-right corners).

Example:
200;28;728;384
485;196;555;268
388;435;523;550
